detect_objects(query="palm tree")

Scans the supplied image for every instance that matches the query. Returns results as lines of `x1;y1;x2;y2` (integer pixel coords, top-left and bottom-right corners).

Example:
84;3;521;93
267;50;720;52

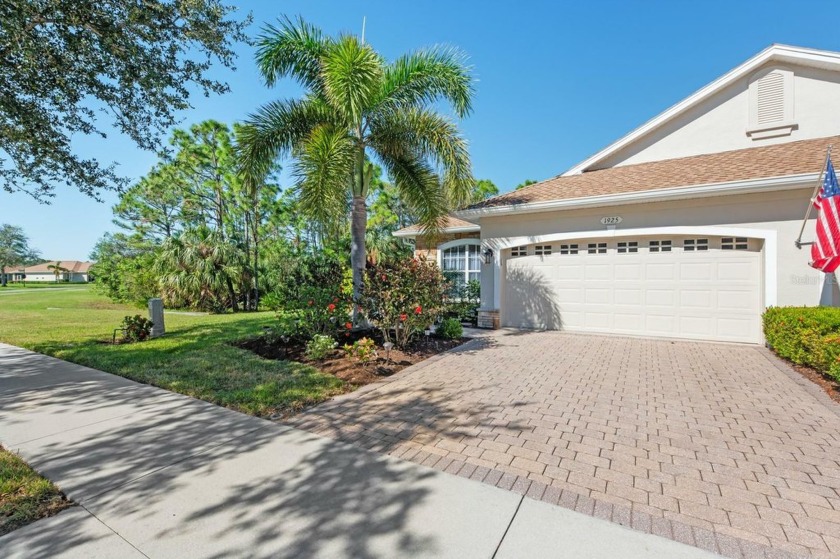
238;16;475;313
47;261;68;283
155;227;245;312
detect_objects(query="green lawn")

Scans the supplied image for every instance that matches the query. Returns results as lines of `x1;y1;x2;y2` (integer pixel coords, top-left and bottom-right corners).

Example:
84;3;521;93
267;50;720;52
0;286;346;417
0;446;71;536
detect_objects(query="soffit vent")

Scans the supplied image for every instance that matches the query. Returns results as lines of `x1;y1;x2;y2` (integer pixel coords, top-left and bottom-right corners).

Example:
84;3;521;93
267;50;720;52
756;72;785;125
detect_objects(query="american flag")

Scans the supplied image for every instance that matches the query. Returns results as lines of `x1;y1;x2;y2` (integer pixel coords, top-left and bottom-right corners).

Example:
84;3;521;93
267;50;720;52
810;157;840;273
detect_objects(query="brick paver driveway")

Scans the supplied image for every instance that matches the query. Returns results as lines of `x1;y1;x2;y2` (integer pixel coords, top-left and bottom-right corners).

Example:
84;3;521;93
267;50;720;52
287;331;840;559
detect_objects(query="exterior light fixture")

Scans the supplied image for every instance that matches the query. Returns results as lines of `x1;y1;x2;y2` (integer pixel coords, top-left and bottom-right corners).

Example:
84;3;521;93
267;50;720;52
481;247;494;264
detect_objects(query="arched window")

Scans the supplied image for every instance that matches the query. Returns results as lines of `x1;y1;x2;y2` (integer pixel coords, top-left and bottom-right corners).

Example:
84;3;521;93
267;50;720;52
440;240;481;290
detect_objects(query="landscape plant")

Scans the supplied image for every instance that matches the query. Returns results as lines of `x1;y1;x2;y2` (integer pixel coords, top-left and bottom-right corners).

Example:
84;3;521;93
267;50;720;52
0;224;40;287
344;337;377;364
120;315;154;343
361;257;448;347
305;334;337;361
238;16;476;314
763;306;840;381
436;317;463;340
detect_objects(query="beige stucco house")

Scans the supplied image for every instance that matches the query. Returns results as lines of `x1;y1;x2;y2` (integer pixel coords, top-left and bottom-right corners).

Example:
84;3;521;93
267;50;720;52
20;261;93;283
396;44;840;344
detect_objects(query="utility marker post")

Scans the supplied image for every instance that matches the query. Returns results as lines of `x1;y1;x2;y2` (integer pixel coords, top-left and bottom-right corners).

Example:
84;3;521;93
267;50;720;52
148;298;165;338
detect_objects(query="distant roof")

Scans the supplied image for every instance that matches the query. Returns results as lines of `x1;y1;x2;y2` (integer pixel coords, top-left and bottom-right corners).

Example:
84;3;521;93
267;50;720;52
461;134;837;213
24;261;94;274
393;216;480;238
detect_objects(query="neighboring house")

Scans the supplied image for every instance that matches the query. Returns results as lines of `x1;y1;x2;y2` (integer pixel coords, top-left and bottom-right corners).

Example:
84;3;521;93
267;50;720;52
22;261;94;283
396;44;840;344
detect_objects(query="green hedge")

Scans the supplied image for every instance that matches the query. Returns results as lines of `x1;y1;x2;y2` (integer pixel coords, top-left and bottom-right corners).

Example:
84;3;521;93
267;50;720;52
763;306;840;381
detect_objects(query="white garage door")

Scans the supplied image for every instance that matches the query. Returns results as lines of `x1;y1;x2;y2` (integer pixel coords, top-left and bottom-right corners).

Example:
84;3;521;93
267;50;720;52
503;236;763;343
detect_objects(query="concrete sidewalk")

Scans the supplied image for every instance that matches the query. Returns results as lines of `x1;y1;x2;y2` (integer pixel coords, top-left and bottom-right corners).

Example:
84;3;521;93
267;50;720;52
0;343;720;558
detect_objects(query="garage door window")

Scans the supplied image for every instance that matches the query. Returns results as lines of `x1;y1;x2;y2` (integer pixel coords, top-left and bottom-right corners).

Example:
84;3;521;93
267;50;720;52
587;242;607;254
617;241;638;254
722;237;749;250
511;246;527;257
535;245;552;256
442;244;481;289
649;240;672;252
560;244;579;255
684;239;709;251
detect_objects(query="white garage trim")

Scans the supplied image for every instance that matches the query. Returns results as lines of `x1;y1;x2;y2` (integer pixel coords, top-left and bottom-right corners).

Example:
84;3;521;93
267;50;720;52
483;225;778;309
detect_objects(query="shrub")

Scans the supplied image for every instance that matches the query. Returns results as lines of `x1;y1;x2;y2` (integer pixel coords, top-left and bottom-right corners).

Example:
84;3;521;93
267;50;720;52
763;306;840;381
444;278;480;326
272;252;352;342
121;315;153;343
361;257;449;348
344;337;377;364
305;334;337;361
437;317;463;339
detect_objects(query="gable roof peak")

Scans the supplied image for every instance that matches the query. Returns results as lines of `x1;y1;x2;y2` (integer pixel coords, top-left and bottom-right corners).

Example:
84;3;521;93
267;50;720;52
563;44;840;177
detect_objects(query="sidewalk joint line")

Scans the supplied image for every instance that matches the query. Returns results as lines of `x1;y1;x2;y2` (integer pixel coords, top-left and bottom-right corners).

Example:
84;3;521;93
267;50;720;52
81;503;151;559
491;494;524;559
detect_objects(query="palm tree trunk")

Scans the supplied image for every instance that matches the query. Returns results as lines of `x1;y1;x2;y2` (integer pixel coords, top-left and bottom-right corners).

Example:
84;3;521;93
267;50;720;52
350;195;367;316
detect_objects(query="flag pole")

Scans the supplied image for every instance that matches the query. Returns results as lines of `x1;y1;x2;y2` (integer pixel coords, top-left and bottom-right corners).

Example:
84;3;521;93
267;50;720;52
795;145;832;249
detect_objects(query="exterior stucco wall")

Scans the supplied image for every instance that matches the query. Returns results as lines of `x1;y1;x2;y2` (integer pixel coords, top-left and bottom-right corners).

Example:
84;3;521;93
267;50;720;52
478;187;827;310
596;64;840;169
25;272;89;283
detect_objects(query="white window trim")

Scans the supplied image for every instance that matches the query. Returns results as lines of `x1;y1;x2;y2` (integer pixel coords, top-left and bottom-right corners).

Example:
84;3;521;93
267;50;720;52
483;226;778;310
437;238;482;287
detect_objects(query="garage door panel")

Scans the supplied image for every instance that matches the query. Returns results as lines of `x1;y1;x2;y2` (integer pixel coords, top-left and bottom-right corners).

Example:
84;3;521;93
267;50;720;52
646;263;676;280
614;288;642;305
585;288;611;304
680;289;713;308
680;262;713;280
503;237;762;343
614;264;642;280
717;261;759;281
584;264;612;280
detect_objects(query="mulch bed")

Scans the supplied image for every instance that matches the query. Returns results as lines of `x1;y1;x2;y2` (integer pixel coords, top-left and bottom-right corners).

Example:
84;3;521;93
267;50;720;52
786;361;840;404
235;331;466;386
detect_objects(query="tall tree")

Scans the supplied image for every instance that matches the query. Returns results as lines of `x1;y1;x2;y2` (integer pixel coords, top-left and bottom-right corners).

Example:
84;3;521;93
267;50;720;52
1;0;249;200
112;165;184;241
0;224;39;286
469;179;499;203
238;16;475;314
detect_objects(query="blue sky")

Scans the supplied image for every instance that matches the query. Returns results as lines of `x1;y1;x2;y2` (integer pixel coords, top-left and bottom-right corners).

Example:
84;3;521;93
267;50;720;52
3;0;840;260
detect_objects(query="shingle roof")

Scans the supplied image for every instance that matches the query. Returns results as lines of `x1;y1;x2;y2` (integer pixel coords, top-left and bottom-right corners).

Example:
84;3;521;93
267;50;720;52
468;135;839;210
24;261;93;274
394;216;479;237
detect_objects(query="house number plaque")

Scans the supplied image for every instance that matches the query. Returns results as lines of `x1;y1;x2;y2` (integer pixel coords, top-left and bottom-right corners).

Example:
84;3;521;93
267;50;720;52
600;216;623;225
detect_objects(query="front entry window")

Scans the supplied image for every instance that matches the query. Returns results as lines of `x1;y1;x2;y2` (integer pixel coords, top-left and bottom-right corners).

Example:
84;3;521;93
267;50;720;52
442;243;481;290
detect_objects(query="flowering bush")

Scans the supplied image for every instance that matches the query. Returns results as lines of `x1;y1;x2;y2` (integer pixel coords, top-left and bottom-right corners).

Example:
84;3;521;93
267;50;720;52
305;334;337;360
121;315;153;343
361;257;449;348
344;337;377;364
277;287;352;342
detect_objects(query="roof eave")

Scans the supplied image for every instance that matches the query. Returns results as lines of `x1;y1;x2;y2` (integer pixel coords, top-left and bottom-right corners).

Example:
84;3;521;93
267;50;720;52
456;173;817;220
393;225;481;238
563;44;840;176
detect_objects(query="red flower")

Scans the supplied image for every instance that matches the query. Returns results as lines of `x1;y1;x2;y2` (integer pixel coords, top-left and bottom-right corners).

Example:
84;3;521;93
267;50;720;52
327;303;336;312
414;305;422;314
345;332;350;337
381;274;386;281
345;322;352;330
400;313;408;321
307;300;314;306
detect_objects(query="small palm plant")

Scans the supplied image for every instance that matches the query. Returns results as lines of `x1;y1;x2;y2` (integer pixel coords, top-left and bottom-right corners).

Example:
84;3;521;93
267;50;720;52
238;16;475;314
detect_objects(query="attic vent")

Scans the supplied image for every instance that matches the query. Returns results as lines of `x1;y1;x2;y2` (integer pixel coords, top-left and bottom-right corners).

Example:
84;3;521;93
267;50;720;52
747;68;795;140
756;72;785;125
